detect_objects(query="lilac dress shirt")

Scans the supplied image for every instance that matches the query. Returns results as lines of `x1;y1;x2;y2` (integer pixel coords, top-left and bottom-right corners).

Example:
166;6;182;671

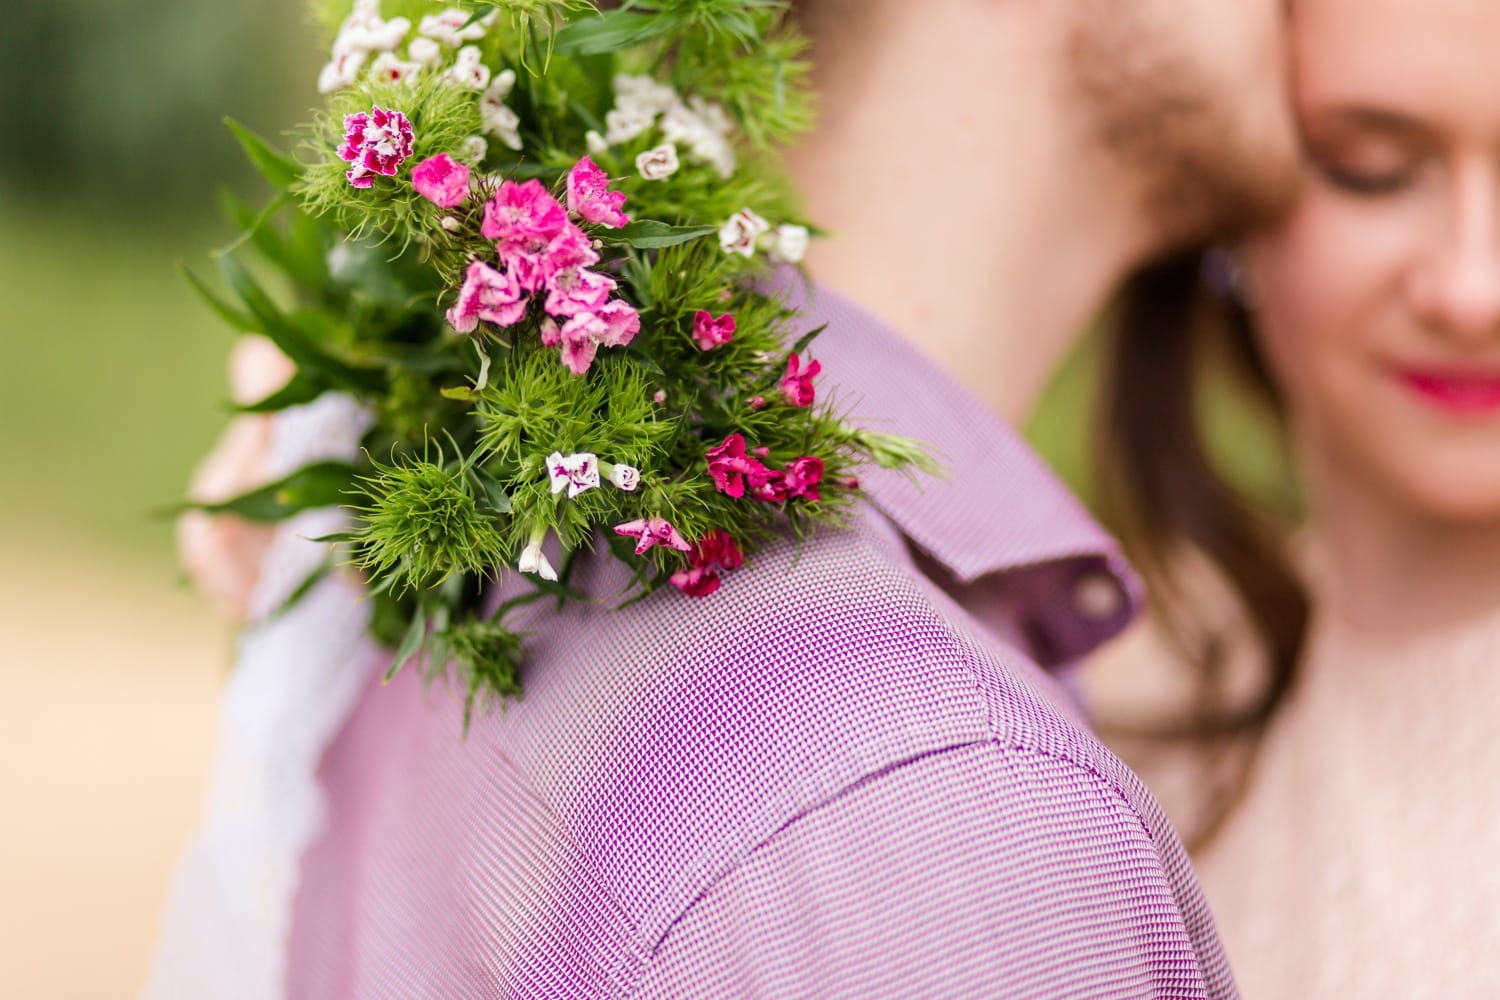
286;282;1235;998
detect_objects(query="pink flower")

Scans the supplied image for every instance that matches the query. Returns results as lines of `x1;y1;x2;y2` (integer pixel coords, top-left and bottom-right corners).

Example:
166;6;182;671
748;471;788;504
446;260;526;332
783;456;825;502
482;179;568;253
544;267;616;317
556;318;600;375
670;529;745;597
705;433;773;499
692;310;735;351
551;299;640;375
749;395;765;410
566;156;630;228
594;299;640;347
614;516;691;556
499;221;599;294
546;451;600;498
339;106;415;188
411;153;470;208
780;353;821;408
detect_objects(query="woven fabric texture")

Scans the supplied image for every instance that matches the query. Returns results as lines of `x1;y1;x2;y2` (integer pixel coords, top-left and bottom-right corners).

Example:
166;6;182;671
285;283;1235;999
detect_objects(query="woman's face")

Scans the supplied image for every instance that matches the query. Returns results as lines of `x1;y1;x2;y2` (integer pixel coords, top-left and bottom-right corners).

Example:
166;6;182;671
1248;0;1500;525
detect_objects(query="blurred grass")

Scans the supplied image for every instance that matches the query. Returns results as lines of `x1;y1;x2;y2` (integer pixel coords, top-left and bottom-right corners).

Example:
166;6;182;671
0;207;238;568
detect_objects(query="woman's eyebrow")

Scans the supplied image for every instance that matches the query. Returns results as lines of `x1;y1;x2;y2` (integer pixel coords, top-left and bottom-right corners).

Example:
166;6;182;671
1303;104;1432;140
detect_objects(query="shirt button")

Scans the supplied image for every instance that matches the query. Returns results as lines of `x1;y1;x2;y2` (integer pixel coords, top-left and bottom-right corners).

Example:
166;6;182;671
1071;570;1125;623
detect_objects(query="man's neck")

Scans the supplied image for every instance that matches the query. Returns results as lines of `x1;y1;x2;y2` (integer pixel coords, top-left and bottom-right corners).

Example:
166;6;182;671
787;1;1155;425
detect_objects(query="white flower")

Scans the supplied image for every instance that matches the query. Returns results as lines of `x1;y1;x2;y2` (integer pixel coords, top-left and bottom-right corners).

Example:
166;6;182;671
604;105;655;145
368;51;420;85
407;36;442;66
439;215;462;232
608;464;641;492
614;74;679;115
769;224;810;264
585;130;610;157
546;451;601;498
719;208;771;257
317;47;367;93
418;7;487;47
459;135;488;163
660;98;736;177
635;142;680;181
479;74;522;150
335;1;409;54
518;540;558;581
445;45;491;90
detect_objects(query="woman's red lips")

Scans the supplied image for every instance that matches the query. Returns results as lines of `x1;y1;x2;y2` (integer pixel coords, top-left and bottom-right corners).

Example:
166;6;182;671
1398;368;1500;414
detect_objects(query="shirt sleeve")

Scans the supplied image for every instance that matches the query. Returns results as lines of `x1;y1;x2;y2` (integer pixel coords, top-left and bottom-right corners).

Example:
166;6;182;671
629;739;1220;999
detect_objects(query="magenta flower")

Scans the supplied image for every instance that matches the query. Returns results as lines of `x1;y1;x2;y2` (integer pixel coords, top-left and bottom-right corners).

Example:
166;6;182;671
613;516;692;556
783;456;825;502
544;267;616;318
670;529;744;598
780;353;821;408
705;433;773;499
748;471;788;504
338;106;414;188
692;310;736;351
446;260;526;332
481;179;568;254
411;153;470;208
551;298;640;375
566;156;630;228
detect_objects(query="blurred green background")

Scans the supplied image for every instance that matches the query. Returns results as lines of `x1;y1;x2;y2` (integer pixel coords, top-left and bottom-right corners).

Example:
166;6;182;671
0;2;1270;994
0;1;324;994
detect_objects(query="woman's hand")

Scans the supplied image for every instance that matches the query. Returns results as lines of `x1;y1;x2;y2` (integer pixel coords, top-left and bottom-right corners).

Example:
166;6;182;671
176;337;296;618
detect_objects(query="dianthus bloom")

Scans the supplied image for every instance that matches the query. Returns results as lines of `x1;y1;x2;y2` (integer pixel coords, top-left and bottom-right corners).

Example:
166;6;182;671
339;106;414;188
613;516;691;556
782;456;825;502
691;310;735;351
705;433;773;499
446;260;525;332
482;180;598;292
544;267;616;318
566;156;629;228
780;353;821;408
552;300;640;375
670;529;744;598
411;153;470;208
546;452;600;499
719;207;770;257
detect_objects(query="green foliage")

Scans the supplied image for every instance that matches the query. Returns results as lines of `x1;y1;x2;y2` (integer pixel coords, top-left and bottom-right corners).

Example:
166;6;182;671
349;446;511;592
183;0;933;719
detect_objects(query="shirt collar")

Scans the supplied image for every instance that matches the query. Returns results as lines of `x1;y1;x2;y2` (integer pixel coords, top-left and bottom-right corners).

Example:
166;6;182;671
784;277;1143;662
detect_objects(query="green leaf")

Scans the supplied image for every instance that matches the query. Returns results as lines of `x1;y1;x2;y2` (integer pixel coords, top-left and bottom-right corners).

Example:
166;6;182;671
472;468;513;514
789;322;828;358
218;255;384;392
608;220;719;249
232;372;328;413
225;117;304;190
179;261;256;333
385;602;428;681
555;9;675;55
179;461;358;522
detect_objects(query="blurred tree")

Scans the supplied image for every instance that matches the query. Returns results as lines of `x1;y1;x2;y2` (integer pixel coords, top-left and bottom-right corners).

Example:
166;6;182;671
1;0;320;216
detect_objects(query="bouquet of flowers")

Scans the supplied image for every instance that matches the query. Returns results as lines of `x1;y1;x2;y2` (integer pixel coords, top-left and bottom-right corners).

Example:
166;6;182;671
183;0;932;725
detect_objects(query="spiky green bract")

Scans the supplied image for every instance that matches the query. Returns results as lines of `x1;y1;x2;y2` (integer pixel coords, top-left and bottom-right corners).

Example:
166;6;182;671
350;447;510;594
436;616;526;732
186;0;937;724
299;74;483;248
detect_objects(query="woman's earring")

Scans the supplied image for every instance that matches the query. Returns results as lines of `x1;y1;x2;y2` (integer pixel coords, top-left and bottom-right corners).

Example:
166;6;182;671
1201;246;1259;309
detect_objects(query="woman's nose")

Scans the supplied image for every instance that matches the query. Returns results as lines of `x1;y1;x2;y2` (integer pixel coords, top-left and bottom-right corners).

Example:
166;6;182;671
1408;167;1500;345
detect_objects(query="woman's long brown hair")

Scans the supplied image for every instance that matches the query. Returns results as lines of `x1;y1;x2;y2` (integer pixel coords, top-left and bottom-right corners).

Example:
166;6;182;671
1094;250;1310;782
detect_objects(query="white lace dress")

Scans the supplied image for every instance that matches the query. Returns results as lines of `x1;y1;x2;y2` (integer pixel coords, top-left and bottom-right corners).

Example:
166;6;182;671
142;394;382;1000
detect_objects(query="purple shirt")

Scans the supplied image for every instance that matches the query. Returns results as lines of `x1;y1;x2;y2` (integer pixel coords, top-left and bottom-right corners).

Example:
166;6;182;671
287;282;1235;998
